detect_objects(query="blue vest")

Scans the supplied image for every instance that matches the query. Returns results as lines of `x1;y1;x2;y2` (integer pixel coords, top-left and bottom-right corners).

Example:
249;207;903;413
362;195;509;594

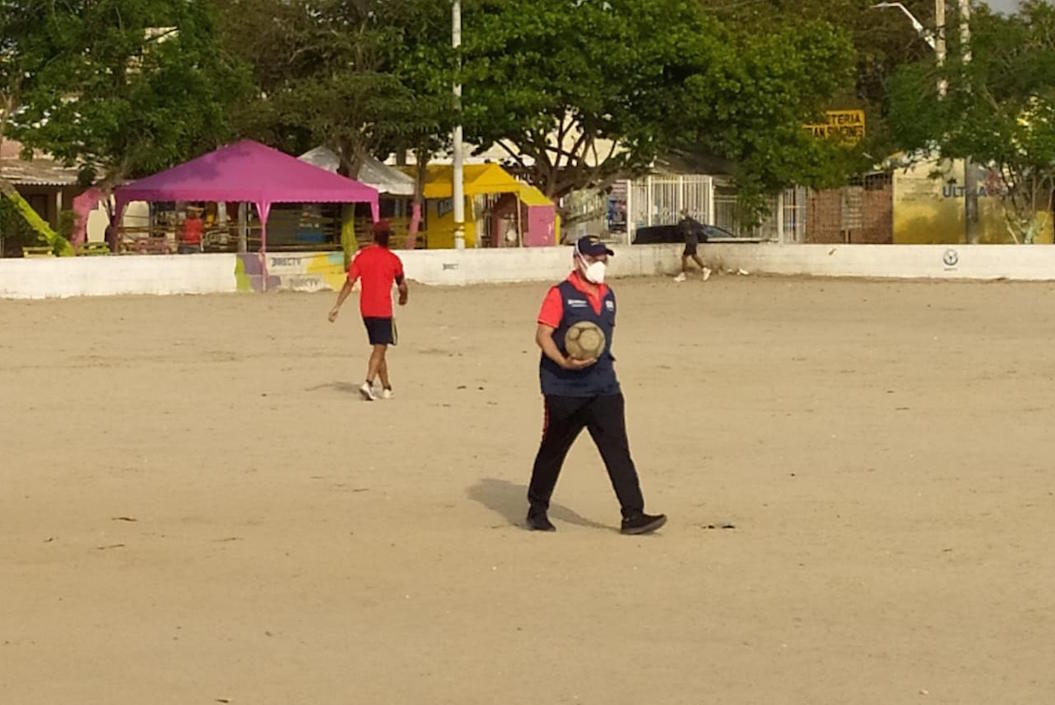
539;280;620;397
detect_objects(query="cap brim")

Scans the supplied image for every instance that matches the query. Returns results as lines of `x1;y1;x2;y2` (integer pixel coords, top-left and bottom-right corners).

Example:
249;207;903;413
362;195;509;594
575;239;615;257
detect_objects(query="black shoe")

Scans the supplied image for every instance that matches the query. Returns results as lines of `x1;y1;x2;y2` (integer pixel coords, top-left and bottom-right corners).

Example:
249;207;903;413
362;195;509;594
621;513;667;535
526;512;556;532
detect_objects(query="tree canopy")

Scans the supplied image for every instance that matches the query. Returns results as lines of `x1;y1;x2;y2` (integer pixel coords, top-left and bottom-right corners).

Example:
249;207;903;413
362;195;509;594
10;0;250;186
462;0;858;201
219;0;454;177
16;0;1041;218
888;1;1055;242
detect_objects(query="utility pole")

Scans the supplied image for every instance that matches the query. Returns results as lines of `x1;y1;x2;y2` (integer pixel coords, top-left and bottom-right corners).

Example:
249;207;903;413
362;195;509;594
451;0;466;250
876;2;987;244
872;3;945;96
960;0;979;244
935;0;948;97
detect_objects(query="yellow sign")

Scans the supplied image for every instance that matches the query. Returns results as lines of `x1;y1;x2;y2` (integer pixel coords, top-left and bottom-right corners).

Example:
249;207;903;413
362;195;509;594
806;110;866;143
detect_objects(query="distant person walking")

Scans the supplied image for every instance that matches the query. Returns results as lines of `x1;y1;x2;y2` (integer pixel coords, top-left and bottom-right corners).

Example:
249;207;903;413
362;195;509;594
328;221;408;401
674;209;711;282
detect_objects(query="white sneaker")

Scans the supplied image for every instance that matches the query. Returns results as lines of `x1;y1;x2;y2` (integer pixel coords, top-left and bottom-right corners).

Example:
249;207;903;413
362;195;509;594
359;382;378;401
702;267;712;281
381;388;394;400
674;273;687;283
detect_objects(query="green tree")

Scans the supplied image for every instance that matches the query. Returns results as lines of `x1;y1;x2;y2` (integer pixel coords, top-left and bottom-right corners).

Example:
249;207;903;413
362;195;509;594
1;1;77;255
462;0;856;206
670;18;859;205
13;0;250;188
699;0;942;160
888;1;1055;243
462;0;681;199
222;0;453;249
222;0;453;177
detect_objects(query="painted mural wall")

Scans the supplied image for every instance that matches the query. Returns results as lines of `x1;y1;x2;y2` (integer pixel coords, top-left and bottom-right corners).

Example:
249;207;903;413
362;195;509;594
236;251;347;293
893;159;1053;245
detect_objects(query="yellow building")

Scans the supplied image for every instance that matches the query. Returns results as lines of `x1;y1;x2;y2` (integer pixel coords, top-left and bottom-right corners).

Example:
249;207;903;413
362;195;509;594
893;158;1053;244
409;163;558;248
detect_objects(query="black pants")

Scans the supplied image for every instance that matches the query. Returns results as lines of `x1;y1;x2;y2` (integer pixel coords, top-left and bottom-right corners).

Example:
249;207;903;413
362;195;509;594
528;393;645;520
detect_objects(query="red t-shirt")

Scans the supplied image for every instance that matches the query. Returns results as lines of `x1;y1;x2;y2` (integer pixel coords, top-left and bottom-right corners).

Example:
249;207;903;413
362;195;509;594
537;270;609;327
183;218;203;245
348;245;404;318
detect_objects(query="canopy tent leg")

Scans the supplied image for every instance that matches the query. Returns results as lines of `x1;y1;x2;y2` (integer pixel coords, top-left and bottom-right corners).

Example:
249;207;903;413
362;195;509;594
237;203;248;254
256;202;271;292
111;198;129;253
516;193;523;248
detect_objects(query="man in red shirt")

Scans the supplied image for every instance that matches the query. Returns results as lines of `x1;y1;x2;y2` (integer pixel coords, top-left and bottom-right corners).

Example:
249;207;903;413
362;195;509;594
328;221;409;401
179;207;204;254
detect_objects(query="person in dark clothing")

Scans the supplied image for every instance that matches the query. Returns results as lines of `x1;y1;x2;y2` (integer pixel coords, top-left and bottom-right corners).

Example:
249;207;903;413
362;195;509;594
527;235;667;535
674;209;711;282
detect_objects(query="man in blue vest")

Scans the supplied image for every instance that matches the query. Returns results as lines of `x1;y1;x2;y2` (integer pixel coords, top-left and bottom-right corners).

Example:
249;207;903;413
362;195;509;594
528;236;667;535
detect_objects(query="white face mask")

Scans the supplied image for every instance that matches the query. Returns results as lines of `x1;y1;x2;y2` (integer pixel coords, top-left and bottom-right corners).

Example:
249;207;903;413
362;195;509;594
581;258;607;284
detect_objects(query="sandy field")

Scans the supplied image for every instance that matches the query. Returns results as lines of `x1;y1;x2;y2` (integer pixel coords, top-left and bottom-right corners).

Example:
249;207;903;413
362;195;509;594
2;274;1054;705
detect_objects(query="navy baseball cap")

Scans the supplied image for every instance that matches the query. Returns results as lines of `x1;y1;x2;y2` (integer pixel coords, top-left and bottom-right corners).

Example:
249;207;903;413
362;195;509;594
575;236;614;257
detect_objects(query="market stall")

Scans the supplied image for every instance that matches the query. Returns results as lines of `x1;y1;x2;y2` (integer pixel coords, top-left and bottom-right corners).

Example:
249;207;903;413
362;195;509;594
113;140;379;257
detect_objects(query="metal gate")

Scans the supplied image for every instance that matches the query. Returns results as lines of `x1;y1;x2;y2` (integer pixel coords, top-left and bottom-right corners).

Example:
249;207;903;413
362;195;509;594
627;175;714;233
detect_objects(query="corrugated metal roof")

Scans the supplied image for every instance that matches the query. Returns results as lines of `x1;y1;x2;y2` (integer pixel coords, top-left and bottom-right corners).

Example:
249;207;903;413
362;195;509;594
0;139;81;187
0;158;81;186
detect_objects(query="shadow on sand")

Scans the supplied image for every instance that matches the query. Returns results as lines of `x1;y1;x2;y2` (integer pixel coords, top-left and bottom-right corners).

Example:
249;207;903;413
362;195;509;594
305;381;361;394
466;477;612;531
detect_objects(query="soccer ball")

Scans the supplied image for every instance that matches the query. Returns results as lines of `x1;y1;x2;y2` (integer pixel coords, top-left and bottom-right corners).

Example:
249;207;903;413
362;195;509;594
564;321;606;360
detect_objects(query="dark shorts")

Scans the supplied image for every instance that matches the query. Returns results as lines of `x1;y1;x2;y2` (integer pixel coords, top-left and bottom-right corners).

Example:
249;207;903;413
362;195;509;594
683;241;698;257
363;317;397;346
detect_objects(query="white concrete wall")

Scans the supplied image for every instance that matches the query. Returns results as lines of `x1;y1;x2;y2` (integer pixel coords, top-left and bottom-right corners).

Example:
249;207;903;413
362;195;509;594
6;243;1055;299
400;245;674;285
252;246;676;293
0;254;237;299
699;243;1055;281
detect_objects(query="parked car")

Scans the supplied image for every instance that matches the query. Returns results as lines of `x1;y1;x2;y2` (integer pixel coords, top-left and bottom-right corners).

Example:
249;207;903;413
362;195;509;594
631;223;738;244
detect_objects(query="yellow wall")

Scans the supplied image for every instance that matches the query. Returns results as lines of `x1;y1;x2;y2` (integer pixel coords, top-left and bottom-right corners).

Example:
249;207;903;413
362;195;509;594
424;197;479;249
893;159;1053;244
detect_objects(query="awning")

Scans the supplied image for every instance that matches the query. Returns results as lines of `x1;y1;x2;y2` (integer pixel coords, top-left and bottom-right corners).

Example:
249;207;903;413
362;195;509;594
115;140;379;220
408;163;554;207
300;147;415;197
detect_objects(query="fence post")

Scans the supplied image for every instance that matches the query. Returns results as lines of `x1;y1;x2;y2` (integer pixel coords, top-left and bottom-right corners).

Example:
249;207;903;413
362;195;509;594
646;176;653;227
777;191;786;243
624;179;633;245
676;175;684;217
705;177;716;226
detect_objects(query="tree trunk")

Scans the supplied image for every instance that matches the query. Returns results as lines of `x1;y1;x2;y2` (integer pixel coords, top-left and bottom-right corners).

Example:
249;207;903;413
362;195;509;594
0;176;75;256
407;152;428;250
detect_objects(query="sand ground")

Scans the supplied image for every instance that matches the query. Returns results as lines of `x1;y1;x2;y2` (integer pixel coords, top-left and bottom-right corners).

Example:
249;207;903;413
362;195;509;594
2;275;1054;705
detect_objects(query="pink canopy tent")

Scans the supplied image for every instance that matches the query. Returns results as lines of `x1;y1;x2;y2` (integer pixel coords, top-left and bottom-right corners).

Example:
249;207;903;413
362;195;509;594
112;140;380;254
